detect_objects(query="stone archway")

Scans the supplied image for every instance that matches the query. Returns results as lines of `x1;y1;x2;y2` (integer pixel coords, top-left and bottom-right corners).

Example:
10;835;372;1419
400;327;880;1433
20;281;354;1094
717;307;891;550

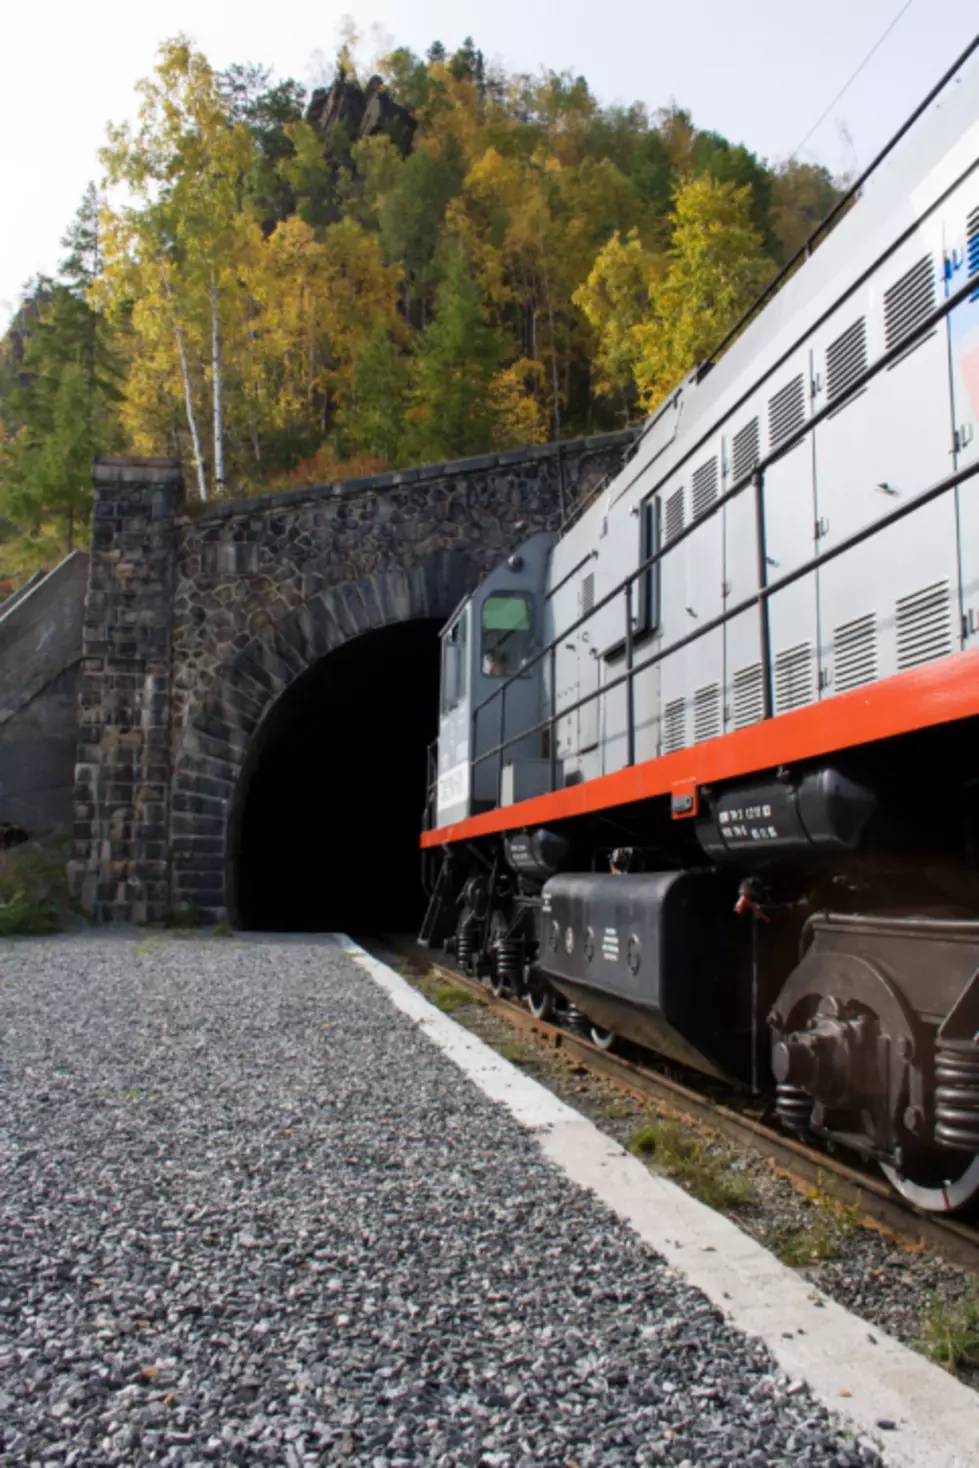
169;555;479;923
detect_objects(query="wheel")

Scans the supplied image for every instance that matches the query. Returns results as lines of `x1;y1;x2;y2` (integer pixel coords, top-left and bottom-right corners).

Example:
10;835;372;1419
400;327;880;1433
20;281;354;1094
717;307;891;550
526;987;553;1021
880;1151;979;1215
589;1025;616;1051
489;971;507;998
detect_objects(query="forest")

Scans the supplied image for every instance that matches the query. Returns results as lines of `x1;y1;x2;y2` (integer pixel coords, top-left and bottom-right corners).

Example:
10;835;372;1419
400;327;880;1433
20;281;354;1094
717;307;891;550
0;33;843;585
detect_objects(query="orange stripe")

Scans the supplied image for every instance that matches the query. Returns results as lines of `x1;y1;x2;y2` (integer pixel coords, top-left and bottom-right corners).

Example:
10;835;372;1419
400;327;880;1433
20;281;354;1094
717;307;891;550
420;648;979;849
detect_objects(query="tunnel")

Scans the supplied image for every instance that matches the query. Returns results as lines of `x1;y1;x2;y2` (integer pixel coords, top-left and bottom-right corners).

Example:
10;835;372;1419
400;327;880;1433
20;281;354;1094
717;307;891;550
232;618;443;934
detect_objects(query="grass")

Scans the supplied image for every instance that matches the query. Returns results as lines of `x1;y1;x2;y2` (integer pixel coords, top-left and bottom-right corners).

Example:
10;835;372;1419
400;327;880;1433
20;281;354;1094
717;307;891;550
497;1037;542;1068
921;1292;979;1373
766;1173;862;1266
0;835;70;935
628;1116;754;1211
417;969;476;1015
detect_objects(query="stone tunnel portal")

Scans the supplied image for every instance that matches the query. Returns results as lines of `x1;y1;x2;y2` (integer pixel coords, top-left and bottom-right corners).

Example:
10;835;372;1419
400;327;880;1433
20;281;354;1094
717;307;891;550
231;619;443;933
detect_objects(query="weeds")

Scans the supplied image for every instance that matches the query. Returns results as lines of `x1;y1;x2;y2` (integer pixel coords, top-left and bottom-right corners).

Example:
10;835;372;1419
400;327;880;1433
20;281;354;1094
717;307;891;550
164;902;201;930
921;1292;979;1373
499;1037;541;1069
0;835;69;935
767;1172;862;1266
212;920;232;938
628;1116;754;1210
418;974;473;1014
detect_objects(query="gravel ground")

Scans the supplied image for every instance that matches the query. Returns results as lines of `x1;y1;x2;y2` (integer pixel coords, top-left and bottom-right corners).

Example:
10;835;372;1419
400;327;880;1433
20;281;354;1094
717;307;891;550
412;965;979;1390
0;934;880;1467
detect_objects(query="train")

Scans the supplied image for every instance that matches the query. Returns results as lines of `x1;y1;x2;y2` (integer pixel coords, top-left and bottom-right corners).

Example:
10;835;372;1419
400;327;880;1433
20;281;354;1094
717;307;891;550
418;40;979;1215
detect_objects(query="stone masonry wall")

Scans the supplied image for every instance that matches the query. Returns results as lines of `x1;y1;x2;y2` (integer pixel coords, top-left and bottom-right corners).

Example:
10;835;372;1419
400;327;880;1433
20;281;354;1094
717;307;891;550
72;431;638;924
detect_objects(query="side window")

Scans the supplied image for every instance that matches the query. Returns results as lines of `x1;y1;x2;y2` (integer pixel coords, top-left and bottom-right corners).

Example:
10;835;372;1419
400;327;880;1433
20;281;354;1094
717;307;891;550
441;606;469;714
639;496;661;632
481;593;534;677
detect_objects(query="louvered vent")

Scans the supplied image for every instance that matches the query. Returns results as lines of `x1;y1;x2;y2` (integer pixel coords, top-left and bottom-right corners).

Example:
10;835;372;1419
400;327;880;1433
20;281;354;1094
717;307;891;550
732;418;760;482
662;697;686;753
693;684;722;743
665;488;685;543
896;580;953;671
773;642;815;714
833;613;878;691
732;663;765;728
826;319;868;404
768;375;806;450
581;572;595;613
691;458;718;518
884;256;934;351
968;206;979;290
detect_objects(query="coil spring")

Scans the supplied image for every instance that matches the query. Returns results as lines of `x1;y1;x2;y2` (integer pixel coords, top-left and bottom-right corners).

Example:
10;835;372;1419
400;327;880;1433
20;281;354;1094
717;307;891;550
935;1041;979;1151
775;1083;811;1133
456;926;475;972
494;938;521;994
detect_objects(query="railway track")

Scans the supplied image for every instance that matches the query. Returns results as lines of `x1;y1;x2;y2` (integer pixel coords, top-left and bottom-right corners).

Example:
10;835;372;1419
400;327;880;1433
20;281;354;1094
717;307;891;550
382;937;979;1276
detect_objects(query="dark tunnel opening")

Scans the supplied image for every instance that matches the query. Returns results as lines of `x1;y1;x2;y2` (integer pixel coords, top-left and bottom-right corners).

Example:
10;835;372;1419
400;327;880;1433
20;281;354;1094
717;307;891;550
233;619;443;934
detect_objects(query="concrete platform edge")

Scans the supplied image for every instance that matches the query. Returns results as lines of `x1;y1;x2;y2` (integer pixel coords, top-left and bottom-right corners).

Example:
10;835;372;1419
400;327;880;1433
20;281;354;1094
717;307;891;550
341;937;979;1468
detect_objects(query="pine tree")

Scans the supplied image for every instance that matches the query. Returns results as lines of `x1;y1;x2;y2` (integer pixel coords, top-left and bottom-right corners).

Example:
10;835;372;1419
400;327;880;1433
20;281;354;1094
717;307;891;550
0;188;122;554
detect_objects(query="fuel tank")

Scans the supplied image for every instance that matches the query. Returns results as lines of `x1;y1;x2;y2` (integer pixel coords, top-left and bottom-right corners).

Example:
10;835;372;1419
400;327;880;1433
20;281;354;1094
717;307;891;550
539;870;751;1080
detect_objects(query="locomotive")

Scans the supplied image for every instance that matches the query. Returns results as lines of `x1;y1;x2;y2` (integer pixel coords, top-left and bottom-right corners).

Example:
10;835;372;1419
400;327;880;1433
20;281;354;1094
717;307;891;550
419;40;979;1215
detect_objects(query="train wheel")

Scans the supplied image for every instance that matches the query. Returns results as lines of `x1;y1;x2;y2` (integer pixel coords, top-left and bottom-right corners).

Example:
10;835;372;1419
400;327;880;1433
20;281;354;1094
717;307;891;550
526;987;553;1021
589;1025;616;1051
880;1152;979;1215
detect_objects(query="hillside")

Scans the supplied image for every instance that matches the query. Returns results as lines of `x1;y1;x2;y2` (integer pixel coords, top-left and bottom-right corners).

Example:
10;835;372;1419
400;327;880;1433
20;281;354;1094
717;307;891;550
0;33;843;584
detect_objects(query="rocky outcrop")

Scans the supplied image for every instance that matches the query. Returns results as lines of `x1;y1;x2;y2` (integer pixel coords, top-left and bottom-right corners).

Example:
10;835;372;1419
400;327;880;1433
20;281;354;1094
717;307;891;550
306;71;416;156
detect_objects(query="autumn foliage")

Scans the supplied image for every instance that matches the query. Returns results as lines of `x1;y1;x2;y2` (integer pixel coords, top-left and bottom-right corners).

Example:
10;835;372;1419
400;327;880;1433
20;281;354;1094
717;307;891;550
0;34;843;571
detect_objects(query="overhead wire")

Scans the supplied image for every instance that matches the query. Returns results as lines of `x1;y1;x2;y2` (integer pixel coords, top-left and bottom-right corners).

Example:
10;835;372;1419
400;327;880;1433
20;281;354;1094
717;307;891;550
789;0;916;162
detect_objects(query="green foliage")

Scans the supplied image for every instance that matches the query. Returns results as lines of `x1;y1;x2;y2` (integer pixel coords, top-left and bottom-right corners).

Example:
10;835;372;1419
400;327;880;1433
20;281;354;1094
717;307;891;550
628;1116;754;1210
0;837;69;935
766;1174;862;1265
0;187;123;562
921;1291;979;1373
418;972;473;1013
0;31;846;514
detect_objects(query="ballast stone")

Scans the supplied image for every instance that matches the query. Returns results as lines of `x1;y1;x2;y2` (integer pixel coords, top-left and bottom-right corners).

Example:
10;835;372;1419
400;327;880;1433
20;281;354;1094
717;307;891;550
0;933;878;1466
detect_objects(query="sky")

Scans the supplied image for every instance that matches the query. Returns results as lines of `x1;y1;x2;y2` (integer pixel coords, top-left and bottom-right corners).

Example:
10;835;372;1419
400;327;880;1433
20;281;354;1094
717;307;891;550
2;0;977;330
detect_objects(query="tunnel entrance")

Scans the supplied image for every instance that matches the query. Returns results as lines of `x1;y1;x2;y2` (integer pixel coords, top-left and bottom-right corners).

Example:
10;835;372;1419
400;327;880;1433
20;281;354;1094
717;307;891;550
232;619;442;933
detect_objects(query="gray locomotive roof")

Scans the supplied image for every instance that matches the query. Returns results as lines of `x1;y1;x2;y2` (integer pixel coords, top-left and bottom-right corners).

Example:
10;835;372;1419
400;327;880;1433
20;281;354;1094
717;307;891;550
578;56;979;535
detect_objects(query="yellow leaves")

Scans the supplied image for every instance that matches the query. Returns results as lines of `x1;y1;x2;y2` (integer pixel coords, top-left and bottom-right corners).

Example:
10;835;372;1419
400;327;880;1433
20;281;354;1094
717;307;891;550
577;177;769;415
486;359;547;449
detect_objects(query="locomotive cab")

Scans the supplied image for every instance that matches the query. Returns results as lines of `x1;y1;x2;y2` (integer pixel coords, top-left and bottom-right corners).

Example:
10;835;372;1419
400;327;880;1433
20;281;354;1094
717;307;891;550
433;532;554;829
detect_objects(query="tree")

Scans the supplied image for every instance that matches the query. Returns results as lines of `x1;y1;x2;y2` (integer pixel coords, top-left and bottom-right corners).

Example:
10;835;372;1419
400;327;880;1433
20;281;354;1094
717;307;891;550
632;176;770;411
573;228;660;411
0;189;122;553
100;38;257;499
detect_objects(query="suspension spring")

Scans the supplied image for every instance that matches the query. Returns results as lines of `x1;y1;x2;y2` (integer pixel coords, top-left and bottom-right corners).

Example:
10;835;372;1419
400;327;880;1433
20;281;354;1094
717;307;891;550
775;1083;812;1133
456;926;475;972
494;938;521;995
935;1040;979;1151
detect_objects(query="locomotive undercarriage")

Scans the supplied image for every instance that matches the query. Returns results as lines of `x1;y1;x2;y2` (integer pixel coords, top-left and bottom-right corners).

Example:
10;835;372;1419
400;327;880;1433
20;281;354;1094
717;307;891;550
421;752;979;1215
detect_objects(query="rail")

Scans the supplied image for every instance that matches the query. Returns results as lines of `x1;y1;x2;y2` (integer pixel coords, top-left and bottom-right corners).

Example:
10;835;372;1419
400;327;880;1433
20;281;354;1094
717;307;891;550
445;263;979;819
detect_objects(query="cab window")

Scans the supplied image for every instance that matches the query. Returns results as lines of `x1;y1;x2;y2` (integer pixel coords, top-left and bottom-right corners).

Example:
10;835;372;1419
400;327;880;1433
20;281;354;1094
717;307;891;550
481;593;533;677
441;607;468;714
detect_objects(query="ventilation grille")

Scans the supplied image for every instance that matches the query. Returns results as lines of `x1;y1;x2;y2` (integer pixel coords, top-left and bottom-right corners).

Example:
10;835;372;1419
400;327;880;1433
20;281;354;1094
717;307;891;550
662;697;686;754
732;663;765;728
773;642;815;714
581;572;595;613
693;684;722;743
833;613;878;692
969;206;979;290
665;488;685;543
826;319;868;405
896;580;953;671
768;375;806;450
691;458;718;519
732;418;760;482
884;256;935;351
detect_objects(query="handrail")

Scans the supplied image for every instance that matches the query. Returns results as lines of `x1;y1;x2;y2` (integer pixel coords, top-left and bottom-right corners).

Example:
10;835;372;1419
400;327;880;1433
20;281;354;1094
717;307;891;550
452;262;979;811
553;34;979;543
